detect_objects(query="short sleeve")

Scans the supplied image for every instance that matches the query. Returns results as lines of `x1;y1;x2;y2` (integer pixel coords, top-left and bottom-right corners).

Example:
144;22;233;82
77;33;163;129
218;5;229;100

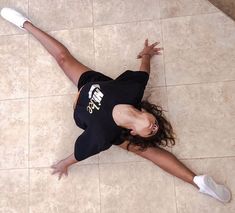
74;130;101;161
115;70;149;87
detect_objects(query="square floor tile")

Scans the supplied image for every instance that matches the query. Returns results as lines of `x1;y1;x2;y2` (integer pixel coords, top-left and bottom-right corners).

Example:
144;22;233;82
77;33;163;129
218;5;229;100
30;165;100;213
99;161;176;213
0;34;28;100
160;0;218;19
174;157;235;212
167;81;235;159
0;0;28;35
0;169;28;213
143;86;169;110
162;12;235;85
29;0;92;31
93;0;160;26
29;95;98;168
0;99;28;169
94;20;165;87
29;28;94;97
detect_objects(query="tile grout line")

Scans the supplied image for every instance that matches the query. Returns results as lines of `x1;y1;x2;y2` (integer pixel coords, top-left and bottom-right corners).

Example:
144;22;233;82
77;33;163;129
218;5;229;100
91;1;101;212
159;0;171;135
27;0;30;212
92;0;96;71
159;6;170;114
165;79;235;87
1;78;235;102
1;151;235;169
98;159;102;213
48;11;221;29
160;18;176;213
159;11;220;21
159;0;178;213
0;11;222;38
0;26;93;37
159;2;178;211
0;93;77;102
178;155;235;161
173;176;179;213
1;153;235;171
0;153;235;168
159;3;167;93
159;2;174;174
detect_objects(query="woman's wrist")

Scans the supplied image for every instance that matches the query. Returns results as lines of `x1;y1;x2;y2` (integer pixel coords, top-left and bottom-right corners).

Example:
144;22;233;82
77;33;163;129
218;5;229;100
142;54;151;58
140;54;151;73
141;54;151;62
62;153;78;167
138;53;152;59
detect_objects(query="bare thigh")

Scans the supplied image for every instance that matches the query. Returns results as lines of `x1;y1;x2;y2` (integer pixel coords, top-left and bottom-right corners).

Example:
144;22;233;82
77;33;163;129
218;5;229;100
58;51;92;86
23;21;92;87
118;140;163;160
118;140;146;157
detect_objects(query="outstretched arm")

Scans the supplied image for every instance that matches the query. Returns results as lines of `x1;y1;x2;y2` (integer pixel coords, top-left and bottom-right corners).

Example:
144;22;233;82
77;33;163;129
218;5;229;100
139;54;151;74
137;38;163;74
50;152;78;180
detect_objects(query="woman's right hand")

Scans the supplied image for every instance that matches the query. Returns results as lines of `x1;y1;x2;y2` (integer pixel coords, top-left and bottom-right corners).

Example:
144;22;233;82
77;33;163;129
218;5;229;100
51;159;69;180
137;38;163;59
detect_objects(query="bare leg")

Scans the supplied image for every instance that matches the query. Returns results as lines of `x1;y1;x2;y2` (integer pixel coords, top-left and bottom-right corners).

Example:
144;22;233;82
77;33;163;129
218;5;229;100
23;21;91;85
118;141;199;188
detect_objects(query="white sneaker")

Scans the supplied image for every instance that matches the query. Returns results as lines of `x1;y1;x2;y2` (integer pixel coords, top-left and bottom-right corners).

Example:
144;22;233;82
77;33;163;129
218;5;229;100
193;175;231;203
0;7;31;31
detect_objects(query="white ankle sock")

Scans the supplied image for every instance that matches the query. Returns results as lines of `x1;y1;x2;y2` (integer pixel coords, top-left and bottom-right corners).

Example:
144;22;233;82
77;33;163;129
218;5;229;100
193;175;231;203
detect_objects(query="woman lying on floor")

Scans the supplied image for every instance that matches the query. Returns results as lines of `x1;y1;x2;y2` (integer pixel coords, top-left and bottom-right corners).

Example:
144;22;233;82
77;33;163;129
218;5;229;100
1;7;231;204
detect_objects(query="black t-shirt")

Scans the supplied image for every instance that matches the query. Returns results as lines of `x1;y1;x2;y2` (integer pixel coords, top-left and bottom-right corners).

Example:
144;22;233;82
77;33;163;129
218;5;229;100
73;70;149;161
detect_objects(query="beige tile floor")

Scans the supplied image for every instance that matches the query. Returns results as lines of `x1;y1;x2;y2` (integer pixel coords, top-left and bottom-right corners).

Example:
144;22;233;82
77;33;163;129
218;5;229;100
0;0;235;212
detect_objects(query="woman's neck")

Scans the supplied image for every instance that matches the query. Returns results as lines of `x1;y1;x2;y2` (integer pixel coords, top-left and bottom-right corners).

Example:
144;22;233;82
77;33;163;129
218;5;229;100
112;104;141;130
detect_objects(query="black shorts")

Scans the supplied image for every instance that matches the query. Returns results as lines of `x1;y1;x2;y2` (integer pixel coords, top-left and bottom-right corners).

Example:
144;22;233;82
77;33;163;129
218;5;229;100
77;70;113;90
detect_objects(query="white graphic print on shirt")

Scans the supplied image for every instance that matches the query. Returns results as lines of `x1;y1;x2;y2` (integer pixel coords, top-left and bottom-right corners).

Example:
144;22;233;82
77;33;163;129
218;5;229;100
87;84;104;114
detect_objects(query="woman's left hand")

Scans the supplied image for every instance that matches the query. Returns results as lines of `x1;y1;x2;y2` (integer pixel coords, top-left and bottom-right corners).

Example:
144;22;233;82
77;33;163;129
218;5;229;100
137;38;163;59
50;159;69;180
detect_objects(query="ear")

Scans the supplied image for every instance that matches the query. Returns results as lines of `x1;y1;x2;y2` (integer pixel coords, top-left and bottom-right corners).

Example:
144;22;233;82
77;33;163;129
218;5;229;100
130;130;137;136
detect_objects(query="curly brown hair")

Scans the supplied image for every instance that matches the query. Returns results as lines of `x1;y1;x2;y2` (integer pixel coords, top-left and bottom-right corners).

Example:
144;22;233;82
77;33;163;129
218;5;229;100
118;100;177;151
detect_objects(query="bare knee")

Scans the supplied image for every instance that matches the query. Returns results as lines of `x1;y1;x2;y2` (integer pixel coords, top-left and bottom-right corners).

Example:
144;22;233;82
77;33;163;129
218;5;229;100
56;49;71;66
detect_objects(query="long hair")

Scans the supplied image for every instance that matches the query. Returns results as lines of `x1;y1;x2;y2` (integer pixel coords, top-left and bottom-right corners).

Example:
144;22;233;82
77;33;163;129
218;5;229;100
119;100;176;151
